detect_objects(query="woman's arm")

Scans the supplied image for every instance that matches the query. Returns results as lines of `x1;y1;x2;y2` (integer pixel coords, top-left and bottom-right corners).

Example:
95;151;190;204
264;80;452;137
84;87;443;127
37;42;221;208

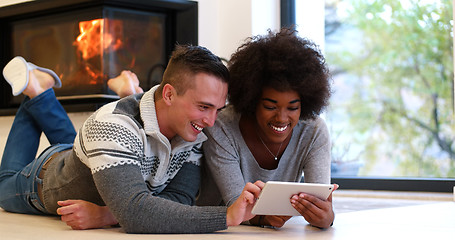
294;119;335;228
203;126;246;206
156;162;200;205
301;118;331;184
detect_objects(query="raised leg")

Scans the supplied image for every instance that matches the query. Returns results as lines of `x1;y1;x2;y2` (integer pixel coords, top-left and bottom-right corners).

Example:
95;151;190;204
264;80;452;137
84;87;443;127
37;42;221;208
0;57;75;172
0;57;74;215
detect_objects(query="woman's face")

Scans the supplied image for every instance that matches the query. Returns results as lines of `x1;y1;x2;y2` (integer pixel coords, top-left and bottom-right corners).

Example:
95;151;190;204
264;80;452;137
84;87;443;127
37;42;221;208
255;87;301;143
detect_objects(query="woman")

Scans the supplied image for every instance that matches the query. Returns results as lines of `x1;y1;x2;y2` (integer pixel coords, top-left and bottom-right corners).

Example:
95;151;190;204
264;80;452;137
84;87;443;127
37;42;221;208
197;28;336;229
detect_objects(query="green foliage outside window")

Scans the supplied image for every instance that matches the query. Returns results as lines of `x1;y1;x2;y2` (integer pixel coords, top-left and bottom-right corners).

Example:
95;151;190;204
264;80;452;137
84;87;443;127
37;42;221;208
325;0;454;177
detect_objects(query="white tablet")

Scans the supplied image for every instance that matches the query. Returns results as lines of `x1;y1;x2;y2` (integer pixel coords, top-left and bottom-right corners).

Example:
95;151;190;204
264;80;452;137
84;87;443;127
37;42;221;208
251;181;335;216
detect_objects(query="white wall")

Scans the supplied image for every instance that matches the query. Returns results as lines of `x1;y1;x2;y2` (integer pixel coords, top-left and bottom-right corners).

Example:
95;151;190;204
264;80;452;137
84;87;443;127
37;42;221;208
196;0;279;59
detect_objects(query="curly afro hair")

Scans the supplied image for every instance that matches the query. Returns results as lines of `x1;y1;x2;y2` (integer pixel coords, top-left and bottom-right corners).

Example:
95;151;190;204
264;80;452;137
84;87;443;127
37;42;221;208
227;28;332;120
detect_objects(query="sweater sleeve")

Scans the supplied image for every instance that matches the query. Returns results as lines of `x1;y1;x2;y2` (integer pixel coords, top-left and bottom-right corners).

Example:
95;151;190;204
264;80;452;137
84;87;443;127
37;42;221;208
203;124;246;207
93;163;227;233
301;118;332;184
157;162;200;205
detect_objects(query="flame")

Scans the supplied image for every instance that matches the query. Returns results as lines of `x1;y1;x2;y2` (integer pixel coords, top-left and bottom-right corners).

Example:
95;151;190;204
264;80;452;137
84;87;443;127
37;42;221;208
73;19;124;84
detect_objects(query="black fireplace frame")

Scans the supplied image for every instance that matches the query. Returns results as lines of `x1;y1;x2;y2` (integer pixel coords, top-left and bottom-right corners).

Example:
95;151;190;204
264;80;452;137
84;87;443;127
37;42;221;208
0;0;198;115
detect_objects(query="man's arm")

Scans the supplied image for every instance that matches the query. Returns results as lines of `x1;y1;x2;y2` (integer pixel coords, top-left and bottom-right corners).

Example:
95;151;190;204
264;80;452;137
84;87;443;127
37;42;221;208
157;162;200;205
56;162;201;230
93;163;228;233
55;163;263;232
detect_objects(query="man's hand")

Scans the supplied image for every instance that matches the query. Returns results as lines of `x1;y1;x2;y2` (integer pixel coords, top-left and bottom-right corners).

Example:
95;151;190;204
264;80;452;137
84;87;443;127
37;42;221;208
56;199;118;230
290;184;339;229
226;181;264;227
251;215;292;228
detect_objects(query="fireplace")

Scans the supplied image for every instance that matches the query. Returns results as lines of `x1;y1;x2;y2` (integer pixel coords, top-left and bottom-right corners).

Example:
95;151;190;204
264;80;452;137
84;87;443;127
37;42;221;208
0;0;197;114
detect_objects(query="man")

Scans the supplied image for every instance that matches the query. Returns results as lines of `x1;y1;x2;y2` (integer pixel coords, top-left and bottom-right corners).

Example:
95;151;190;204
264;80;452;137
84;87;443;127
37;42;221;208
0;45;262;233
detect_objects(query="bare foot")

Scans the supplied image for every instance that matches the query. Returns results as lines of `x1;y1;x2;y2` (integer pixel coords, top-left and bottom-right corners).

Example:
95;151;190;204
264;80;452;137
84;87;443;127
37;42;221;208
107;70;144;98
22;69;55;98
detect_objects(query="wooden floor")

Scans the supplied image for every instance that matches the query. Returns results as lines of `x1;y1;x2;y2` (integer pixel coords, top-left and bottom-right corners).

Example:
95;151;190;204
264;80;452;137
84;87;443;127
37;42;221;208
332;189;453;213
1;190;454;239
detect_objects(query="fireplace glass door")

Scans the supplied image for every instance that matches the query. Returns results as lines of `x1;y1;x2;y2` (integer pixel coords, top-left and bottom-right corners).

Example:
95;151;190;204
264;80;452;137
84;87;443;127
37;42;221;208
11;6;166;103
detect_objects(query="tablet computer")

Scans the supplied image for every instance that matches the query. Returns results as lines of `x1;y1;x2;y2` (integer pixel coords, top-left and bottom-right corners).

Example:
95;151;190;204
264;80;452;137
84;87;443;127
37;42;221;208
251;181;335;216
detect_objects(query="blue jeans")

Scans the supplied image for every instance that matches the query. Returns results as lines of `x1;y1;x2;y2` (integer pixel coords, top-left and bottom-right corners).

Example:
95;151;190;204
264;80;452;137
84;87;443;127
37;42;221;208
0;89;76;214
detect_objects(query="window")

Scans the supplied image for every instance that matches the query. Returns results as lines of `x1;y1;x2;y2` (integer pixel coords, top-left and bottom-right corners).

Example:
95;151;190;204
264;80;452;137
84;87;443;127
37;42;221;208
294;0;455;192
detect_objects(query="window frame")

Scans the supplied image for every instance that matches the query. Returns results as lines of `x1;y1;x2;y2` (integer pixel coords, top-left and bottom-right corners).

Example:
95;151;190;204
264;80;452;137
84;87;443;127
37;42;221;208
280;0;295;28
283;0;455;193
332;177;455;193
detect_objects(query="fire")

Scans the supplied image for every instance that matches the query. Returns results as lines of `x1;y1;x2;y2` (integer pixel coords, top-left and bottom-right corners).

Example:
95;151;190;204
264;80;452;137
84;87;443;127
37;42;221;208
73;19;124;83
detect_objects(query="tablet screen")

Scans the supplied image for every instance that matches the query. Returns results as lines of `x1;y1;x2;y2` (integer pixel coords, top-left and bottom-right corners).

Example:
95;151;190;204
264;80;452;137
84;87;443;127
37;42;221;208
251;181;334;216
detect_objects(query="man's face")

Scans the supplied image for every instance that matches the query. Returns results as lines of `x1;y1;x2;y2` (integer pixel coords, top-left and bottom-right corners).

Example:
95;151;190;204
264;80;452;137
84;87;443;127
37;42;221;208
166;72;227;142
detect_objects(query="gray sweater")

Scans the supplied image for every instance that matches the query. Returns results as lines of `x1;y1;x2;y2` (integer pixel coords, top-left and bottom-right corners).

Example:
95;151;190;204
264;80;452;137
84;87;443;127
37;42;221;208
197;106;331;207
42;86;228;233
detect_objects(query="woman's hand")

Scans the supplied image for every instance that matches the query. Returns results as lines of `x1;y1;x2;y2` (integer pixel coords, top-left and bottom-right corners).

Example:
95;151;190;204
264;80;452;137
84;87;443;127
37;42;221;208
290;184;339;229
226;181;264;227
56;199;118;230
